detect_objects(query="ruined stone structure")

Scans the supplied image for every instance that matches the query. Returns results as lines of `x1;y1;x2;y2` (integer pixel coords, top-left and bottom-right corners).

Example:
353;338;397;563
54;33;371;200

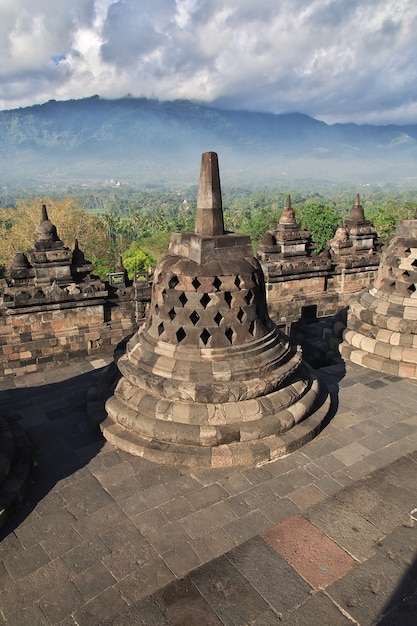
329;194;379;267
339;213;417;378
0;206;149;377
100;153;330;467
0;191;382;378
259;194;380;331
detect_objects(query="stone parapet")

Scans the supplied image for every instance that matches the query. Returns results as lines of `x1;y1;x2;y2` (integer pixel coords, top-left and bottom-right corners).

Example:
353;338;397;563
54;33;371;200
264;265;379;330
0;294;139;378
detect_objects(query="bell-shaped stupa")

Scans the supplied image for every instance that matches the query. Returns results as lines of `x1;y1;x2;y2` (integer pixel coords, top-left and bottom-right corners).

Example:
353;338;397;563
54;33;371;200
340;213;417;377
101;153;329;466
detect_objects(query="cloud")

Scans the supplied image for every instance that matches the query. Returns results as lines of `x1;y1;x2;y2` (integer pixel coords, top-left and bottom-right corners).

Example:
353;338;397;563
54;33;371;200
0;0;416;124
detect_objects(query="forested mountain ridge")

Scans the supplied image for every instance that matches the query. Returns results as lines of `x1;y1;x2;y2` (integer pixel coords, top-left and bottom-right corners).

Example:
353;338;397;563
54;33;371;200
1;96;417;187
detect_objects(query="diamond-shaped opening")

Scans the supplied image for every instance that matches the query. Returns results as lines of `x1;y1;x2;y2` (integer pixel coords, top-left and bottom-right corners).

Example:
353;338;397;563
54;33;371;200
169;275;180;289
237;308;245;323
412;259;417;268
200;328;211;345
225;327;234;344
192;277;201;290
213;276;222;290
154;303;159;314
244;290;254;305
162;289;167;301
176;327;186;342
234;275;241;289
224;292;233;307
200;293;211;309
389;281;396;293
189;310;200;326
408;284;416;293
168;307;176;320
405;248;411;257
158;322;164;337
179;292;188;306
403;270;410;278
248;321;255;336
214;311;223;326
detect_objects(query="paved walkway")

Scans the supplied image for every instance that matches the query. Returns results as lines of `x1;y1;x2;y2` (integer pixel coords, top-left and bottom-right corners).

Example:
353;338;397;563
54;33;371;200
1;356;417;625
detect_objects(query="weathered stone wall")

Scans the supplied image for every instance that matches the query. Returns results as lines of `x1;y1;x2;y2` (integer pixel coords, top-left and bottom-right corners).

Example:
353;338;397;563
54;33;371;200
0;296;139;377
265;265;379;331
0;263;379;377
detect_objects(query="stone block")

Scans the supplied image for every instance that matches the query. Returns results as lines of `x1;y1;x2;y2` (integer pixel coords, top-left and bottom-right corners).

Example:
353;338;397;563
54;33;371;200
401;347;417;364
362;354;382;372
386;316;401;332
374;342;392;359
398;333;414;347
380;359;399;376
398;361;416;378
389;332;401;345
360;336;376;353
390;345;404;361
351;332;364;349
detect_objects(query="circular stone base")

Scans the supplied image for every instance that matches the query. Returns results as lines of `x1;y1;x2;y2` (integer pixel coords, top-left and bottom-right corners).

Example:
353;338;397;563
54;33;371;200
89;367;330;468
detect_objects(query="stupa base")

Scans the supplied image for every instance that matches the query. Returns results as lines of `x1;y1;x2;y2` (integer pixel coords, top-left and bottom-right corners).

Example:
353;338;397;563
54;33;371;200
337;290;417;379
97;388;330;468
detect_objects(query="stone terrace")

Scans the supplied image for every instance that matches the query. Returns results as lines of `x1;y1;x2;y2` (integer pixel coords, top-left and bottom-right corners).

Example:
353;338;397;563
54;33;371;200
1;354;417;624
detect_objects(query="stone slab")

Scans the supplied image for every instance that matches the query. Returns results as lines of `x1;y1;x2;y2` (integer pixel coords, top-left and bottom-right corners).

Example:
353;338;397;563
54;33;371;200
189;556;270;625
227;536;312;612
261;514;356;589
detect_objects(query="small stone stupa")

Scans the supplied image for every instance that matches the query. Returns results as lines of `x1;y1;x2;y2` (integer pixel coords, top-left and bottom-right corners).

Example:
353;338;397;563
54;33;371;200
29;204;74;286
330;195;379;267
340;213;417;378
258;195;331;271
101;153;329;467
4;205;106;307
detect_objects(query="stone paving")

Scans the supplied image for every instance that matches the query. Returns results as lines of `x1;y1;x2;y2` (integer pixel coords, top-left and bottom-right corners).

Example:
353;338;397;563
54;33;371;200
1;356;417;624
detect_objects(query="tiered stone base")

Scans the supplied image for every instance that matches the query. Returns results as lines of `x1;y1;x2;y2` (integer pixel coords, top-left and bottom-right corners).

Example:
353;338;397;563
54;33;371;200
99;390;329;468
339;287;417;378
0;415;33;530
92;337;330;467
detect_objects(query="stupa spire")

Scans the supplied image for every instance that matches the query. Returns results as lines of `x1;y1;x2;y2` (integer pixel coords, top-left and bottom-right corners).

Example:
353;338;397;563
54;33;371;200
194;151;224;236
41;204;49;222
349;193;365;222
279;195;297;225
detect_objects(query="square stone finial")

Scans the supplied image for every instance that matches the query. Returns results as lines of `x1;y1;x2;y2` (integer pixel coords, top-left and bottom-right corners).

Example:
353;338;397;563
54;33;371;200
195;152;224;237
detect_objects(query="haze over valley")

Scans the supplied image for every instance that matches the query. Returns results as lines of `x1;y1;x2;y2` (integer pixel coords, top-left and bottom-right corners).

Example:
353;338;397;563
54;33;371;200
1;96;417;192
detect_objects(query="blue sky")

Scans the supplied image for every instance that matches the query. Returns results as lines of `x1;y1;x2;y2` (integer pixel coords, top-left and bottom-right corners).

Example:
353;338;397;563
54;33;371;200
1;0;416;125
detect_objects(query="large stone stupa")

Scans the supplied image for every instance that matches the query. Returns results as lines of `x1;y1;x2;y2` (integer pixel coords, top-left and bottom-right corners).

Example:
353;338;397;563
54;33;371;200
339;213;417;378
101;153;330;467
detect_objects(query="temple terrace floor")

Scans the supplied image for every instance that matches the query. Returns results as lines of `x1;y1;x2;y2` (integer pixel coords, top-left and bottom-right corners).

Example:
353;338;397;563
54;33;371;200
1;355;417;625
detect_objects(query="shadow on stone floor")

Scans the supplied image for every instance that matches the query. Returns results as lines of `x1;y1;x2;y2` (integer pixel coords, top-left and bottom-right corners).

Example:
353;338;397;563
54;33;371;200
0;350;346;544
377;554;417;625
0;368;106;541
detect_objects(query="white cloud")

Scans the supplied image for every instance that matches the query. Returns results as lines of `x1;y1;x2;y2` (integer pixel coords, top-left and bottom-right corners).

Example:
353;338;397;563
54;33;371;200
0;0;416;124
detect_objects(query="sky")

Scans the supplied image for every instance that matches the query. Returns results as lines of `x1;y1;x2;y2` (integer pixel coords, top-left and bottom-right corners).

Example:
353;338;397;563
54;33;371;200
1;0;417;125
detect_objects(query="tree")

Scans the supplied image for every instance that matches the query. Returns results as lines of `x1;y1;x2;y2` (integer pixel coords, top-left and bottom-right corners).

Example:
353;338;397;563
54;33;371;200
366;200;417;243
294;199;340;253
121;241;155;278
239;204;281;246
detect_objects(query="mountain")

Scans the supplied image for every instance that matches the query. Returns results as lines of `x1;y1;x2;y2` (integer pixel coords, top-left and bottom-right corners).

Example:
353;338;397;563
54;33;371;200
1;96;417;188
